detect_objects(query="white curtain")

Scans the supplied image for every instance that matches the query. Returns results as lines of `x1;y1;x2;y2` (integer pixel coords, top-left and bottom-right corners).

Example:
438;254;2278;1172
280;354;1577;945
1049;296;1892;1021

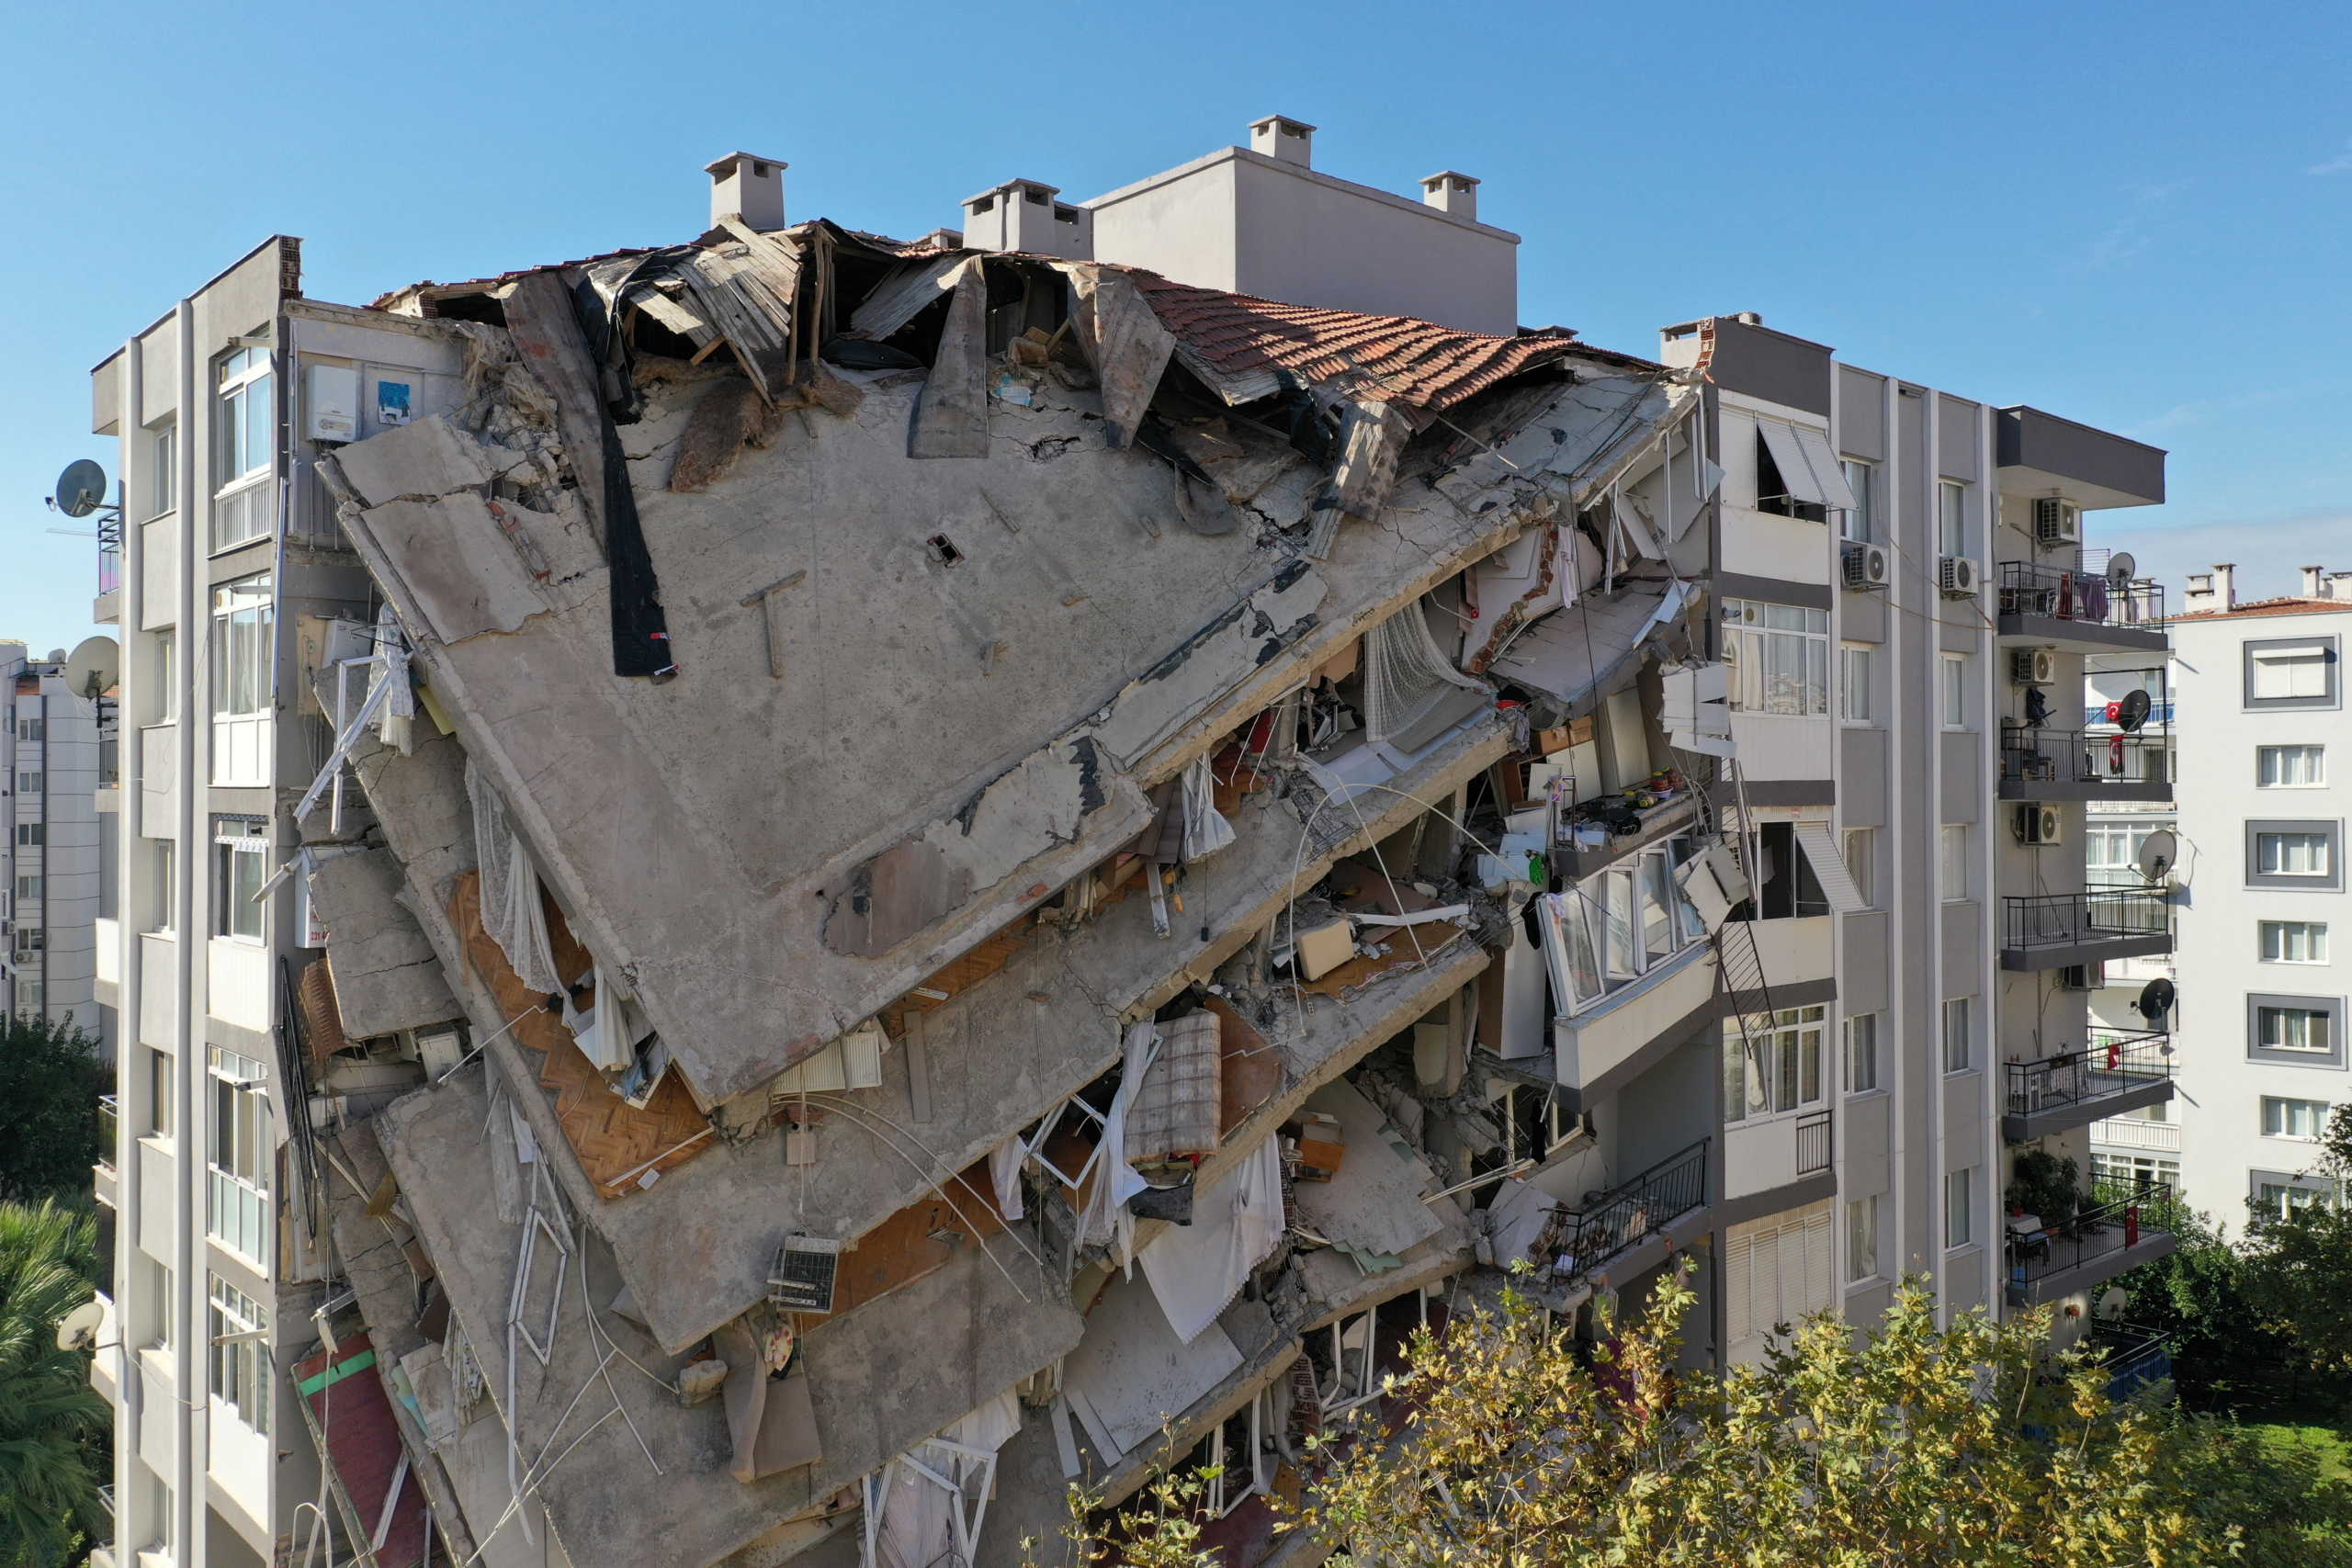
467;759;563;993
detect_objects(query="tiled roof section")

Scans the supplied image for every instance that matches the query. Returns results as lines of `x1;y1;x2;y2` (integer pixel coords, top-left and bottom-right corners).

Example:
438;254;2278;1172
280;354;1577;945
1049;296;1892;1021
1129;273;1624;411
2168;595;2352;622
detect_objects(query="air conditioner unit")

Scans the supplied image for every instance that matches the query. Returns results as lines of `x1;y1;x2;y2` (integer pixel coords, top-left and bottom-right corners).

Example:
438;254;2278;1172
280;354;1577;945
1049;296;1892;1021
2034;497;2081;546
1841;543;1891;591
2010;648;2056;686
1939;556;1979;598
2058;962;2106;991
2013;804;2063;846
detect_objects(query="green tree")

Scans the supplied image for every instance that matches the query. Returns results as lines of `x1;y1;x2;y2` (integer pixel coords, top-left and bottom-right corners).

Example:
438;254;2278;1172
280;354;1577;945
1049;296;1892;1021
1058;1269;2245;1568
2241;1102;2352;1377
0;1016;103;1202
0;1199;108;1568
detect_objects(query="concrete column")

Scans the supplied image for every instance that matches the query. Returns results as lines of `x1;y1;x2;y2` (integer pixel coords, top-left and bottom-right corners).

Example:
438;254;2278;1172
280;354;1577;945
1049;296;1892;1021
171;297;201;1568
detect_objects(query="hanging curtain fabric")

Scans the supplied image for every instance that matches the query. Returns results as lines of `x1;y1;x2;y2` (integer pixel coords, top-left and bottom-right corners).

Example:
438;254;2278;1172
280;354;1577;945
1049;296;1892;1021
1074;1022;1157;1270
467;759;564;994
368;604;416;755
1180;754;1237;862
1363;599;1489;746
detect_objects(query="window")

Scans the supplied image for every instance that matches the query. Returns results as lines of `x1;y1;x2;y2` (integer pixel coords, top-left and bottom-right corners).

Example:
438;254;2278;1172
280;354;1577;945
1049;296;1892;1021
209;575;274;718
1937;479;1970;558
14;822;39;847
1722;600;1829;716
2260;920;2330;964
2257;1005;2333;1054
1724;1201;1835;1348
15;927;46;955
1942;996;1974;1074
17;773;40;795
1844;1011;1880;1094
1754;427;1826;523
1840;460;1875;543
212;818;267;942
14;980;40;1017
2262;1097;2332;1140
2256;831;2331;877
1181;1390;1274;1517
2086;824;2158;889
153;842;175;932
1939;825;1971;900
2256;1181;2330;1222
1841;829;1877;908
1539;835;1705;1014
148;423;176;517
1839;644;1874;724
215;344;274;488
1945;1166;1977;1250
2260;745;2326;787
16;718;38;741
1845;1194;1881;1283
2092;1151;2179;1190
1723;1005;1827;1123
1742;820;1829;919
207;1275;270;1437
2246;639;2337;706
13;875;38;904
206;1046;271;1261
146;1048;173;1137
143;1258;172;1350
152;629;176;721
1940;653;1972;728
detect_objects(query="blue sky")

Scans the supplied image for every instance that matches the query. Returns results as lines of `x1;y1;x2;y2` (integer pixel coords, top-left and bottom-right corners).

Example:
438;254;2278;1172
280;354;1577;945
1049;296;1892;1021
4;0;2346;648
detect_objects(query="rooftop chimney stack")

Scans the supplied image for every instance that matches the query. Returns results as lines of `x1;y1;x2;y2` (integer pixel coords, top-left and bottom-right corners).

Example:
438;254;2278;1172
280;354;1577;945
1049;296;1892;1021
2332;571;2352;600
1249;115;1317;168
1419;171;1480;221
707;152;787;231
2303;565;2327;597
2185;572;2214;607
2212;562;2238;609
960;181;1092;259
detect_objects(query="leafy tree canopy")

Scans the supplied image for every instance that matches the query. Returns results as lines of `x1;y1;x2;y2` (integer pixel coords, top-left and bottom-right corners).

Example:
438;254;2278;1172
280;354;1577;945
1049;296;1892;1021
0;1016;103;1202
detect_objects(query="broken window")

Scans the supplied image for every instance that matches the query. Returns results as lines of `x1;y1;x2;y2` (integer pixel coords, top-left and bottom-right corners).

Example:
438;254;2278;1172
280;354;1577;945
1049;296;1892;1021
1742;820;1827;920
1179;1389;1274;1517
1506;1082;1573;1165
1538;835;1704;1013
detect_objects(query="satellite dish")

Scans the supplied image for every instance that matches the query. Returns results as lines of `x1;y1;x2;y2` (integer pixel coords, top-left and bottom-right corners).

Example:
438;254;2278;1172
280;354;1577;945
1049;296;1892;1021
2136;976;2177;1028
2095;1287;2128;1321
62;636;119;702
2115;690;2153;733
54;1298;106;1353
2107;551;2137;588
51;459;108;519
2137;829;2177;884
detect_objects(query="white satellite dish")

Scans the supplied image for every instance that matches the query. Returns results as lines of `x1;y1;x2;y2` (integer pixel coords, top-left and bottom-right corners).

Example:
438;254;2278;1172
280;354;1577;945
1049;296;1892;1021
2107;551;2137;589
2137;829;2177;885
62;636;119;703
55;1298;106;1352
2094;1287;2128;1321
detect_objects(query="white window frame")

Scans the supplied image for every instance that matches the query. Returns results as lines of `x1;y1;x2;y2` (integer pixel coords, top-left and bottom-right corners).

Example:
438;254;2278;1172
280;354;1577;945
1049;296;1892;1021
208;1274;270;1437
1937;479;1970;559
15;822;41;847
2258;744;2326;788
2251;646;2332;703
1840;828;1877;909
1541;835;1705;1017
215;344;274;489
2261;1096;2331;1141
1945;1165;1977;1251
1724;1005;1828;1125
1939;825;1971;901
1844;1011;1880;1095
1722;600;1830;717
1939;653;1972;730
2259;919;2330;964
206;1046;271;1264
148;422;177;518
2257;1004;2334;1055
1839;459;1875;543
17;771;41;795
2256;830;2332;878
209;575;274;720
1942;996;1974;1075
1839;643;1874;725
1185;1388;1274;1517
213;818;268;943
2092;1150;2180;1191
1845;1193;1881;1284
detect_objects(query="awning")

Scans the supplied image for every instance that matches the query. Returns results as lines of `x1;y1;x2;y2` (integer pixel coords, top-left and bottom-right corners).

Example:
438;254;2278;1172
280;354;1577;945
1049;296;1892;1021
1793;821;1868;915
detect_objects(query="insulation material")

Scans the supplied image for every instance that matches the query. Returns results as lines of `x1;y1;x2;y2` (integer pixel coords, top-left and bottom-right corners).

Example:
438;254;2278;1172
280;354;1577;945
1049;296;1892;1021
1136;1131;1284;1344
1363;600;1490;751
769;1021;888;1095
466;760;564;995
1290;1083;1444;1260
1125;1010;1222;1168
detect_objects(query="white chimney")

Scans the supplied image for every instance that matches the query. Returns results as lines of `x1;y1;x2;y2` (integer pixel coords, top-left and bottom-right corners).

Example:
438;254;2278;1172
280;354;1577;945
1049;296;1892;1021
959;180;1092;259
2212;562;2238;608
2303;565;2327;597
1249;115;1317;168
2185;572;2215;607
2331;571;2352;601
1419;171;1480;221
707;152;787;231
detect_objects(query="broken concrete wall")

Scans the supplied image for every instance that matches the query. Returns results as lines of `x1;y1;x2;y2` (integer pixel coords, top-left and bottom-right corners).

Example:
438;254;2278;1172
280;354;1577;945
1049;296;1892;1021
309;847;460;1039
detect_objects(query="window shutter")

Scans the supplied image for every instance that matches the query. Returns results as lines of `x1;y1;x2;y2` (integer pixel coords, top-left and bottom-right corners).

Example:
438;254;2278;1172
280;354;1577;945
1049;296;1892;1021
1750;1224;1783;1340
1802;1207;1835;1317
1724;1230;1752;1346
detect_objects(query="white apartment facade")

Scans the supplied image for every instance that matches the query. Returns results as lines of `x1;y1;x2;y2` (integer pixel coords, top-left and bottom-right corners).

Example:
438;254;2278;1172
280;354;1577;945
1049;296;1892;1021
2158;568;2352;1227
0;644;109;1043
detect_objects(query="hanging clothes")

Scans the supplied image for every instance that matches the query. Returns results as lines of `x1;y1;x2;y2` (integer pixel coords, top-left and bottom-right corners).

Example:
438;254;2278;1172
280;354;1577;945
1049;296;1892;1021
466;760;564;994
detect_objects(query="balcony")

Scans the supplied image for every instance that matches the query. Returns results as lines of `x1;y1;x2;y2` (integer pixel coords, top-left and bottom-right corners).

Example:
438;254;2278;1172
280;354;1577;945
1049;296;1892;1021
1996;562;2167;652
2005;1182;2175;1308
1550;1137;1710;1292
1998;728;2171;804
1795;1110;1832;1176
96;1096;118;1209
2090;1115;2180;1154
2003;1030;2176;1142
1999;890;2171;972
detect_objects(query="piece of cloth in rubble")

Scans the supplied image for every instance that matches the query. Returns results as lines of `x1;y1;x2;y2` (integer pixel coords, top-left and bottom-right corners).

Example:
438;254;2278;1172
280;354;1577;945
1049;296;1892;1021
715;1318;820;1482
988;1135;1026;1223
1124;1010;1222;1167
870;1393;1021;1568
1137;1129;1284;1344
1180;754;1237;862
466;759;564;994
367;604;416;754
1076;1022;1155;1269
563;271;672;677
1363;598;1490;750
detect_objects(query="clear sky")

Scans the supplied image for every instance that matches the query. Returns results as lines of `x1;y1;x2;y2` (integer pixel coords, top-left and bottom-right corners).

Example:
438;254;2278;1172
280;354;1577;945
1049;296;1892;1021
4;0;2346;650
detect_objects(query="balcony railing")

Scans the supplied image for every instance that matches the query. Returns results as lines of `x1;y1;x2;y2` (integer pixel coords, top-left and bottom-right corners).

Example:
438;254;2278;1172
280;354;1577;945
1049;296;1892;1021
96;1096;117;1174
2006;1179;2167;1295
2091;1116;2181;1153
2001;890;2170;953
2006;1031;2173;1118
1795;1110;1832;1176
1554;1138;1708;1285
1999;728;2169;789
1997;562;2165;630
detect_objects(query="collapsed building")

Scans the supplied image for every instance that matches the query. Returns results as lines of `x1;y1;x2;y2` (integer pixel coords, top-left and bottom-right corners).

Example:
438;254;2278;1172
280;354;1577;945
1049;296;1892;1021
85;120;2173;1568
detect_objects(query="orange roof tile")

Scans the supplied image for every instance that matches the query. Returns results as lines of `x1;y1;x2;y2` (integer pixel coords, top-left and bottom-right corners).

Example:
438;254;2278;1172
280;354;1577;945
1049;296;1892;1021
2167;595;2352;622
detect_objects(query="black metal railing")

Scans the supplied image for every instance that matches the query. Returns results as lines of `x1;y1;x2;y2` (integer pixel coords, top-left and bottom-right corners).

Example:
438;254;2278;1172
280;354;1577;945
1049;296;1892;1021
1998;728;2170;788
96;1095;118;1174
1795;1111;1832;1176
1997;561;2165;629
2006;1179;2167;1291
2001;890;2170;953
2087;1321;2174;1402
2005;1031;2173;1116
1555;1139;1709;1283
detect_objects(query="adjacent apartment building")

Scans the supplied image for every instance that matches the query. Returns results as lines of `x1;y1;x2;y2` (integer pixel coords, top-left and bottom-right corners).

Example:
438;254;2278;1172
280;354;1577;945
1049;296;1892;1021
83;120;2174;1568
0;641;111;1046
